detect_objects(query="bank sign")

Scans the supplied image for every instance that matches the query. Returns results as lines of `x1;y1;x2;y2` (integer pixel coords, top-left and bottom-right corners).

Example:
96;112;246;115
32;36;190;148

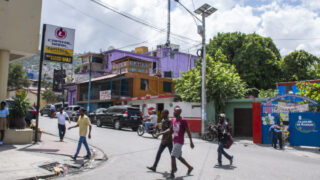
44;24;75;63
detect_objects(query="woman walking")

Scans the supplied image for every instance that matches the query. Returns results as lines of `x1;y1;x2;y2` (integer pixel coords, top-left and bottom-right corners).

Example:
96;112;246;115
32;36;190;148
0;101;9;145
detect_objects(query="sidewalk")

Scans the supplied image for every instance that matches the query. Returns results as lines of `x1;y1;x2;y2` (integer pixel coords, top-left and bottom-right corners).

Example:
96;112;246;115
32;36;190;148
0;133;107;180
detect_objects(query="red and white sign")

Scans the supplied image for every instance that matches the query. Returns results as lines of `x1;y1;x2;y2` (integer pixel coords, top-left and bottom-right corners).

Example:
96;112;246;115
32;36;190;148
55;27;67;39
100;90;111;101
148;107;155;115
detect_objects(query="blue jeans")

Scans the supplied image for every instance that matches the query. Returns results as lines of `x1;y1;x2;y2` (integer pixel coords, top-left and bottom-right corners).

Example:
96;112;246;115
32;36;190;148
58;124;66;140
74;136;91;158
218;141;232;164
145;122;154;132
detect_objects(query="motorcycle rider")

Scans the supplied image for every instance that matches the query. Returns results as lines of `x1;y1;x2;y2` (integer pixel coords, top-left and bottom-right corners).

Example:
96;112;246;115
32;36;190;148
145;110;157;133
50;104;56;118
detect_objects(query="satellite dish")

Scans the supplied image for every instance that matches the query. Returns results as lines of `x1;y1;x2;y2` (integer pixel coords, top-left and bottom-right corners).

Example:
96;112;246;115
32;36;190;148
108;46;115;50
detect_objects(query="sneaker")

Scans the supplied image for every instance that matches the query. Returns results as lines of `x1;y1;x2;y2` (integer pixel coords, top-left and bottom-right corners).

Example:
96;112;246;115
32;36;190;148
147;166;156;172
71;156;77;160
84;155;91;159
187;167;193;175
229;156;233;166
170;173;175;179
215;163;222;167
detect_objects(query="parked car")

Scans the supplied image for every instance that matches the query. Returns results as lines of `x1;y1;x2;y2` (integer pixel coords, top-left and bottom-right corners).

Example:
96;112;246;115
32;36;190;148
40;104;52;116
65;105;81;122
95;105;142;131
89;108;108;124
6;99;37;126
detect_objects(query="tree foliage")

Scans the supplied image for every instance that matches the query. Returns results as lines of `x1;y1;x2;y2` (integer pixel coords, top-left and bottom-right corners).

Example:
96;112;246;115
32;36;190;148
8;63;30;90
174;50;247;112
258;89;278;98
206;32;282;92
297;82;320;103
42;89;61;103
281;50;320;81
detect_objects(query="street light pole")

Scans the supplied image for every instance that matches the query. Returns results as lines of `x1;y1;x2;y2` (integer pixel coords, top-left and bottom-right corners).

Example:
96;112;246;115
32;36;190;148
194;4;217;135
201;12;206;135
87;56;92;113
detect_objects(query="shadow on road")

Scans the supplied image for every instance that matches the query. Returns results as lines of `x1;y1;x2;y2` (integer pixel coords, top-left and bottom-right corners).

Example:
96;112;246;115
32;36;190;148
213;164;237;170
149;170;192;180
0;144;17;152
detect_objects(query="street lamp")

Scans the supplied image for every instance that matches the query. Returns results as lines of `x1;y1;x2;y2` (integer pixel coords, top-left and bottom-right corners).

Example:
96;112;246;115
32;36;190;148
194;4;217;135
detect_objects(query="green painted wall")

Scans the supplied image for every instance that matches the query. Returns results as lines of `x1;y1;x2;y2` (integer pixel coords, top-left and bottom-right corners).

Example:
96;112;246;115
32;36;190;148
208;98;267;135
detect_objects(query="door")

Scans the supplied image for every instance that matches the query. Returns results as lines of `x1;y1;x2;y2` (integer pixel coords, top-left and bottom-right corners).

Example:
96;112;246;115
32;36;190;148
105;108;115;125
234;108;253;137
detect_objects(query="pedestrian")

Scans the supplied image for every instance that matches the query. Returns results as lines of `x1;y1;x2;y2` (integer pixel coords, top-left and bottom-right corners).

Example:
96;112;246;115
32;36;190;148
50;104;56;118
55;107;71;142
68;108;92;160
157;107;194;179
147;109;172;172
216;113;233;167
268;124;282;149
0;101;9;145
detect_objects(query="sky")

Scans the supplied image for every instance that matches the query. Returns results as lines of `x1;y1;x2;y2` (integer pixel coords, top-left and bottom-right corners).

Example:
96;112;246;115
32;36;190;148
41;0;320;57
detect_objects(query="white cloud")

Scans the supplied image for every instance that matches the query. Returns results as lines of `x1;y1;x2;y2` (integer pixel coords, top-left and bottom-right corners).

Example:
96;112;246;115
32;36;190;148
40;0;320;57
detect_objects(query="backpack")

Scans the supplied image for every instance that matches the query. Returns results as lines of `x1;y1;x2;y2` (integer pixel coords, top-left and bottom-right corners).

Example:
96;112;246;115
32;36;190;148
224;134;234;149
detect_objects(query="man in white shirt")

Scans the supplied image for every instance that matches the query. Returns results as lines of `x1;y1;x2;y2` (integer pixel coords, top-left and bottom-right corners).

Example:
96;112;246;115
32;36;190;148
145;110;158;133
56;107;71;142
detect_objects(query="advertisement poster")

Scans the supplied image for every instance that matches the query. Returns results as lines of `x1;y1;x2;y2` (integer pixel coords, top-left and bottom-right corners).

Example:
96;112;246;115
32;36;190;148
100;90;111;101
44;24;75;63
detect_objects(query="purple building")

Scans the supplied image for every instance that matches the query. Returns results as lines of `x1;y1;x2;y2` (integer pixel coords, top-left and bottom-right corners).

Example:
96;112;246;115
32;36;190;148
66;45;199;106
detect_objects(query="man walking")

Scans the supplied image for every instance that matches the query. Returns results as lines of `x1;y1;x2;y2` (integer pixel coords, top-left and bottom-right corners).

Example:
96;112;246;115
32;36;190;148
68;108;92;160
268;124;282;149
55;107;70;142
157;108;194;179
216;113;233;167
147;109;172;172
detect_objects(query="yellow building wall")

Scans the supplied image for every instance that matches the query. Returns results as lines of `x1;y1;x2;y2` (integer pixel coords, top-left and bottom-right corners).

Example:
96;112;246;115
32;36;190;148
7;89;48;109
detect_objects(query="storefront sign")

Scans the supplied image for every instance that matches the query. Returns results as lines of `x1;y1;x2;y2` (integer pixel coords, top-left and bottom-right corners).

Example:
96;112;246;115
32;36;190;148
274;104;309;113
100;90;111;101
295;116;316;133
44;24;75;63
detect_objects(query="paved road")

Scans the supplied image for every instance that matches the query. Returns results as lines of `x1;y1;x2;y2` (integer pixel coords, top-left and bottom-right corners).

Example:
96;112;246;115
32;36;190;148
39;116;320;180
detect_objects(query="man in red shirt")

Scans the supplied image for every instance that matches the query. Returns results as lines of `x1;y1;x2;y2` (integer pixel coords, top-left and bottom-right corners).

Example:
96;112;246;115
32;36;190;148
157;107;194;179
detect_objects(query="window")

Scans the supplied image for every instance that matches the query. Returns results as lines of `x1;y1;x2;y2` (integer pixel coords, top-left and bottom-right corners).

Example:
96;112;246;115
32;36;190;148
140;78;149;91
153;62;157;73
164;71;173;78
170;52;175;59
92;56;103;63
163;82;172;93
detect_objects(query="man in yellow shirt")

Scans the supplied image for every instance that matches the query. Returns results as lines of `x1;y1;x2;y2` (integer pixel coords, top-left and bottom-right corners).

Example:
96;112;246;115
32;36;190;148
68;108;92;160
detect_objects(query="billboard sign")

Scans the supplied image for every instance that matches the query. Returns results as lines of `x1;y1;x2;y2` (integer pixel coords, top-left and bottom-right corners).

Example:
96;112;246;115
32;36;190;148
100;90;111;101
44;24;75;63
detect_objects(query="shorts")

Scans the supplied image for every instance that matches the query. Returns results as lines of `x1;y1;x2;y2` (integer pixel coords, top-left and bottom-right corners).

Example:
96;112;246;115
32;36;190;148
171;143;183;158
0;117;7;130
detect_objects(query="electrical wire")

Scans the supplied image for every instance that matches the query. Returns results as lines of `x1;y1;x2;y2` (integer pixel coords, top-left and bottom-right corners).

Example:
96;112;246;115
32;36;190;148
89;0;201;44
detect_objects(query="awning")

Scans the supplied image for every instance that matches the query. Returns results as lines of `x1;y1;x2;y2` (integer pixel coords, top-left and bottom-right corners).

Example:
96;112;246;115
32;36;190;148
76;74;119;84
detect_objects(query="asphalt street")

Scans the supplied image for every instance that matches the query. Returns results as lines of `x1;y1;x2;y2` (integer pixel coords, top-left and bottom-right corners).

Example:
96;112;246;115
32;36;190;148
39;115;320;180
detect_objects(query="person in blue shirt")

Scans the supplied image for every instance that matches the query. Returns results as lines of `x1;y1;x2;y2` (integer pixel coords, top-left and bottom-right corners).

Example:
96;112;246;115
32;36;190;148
268;124;282;149
0;101;9;145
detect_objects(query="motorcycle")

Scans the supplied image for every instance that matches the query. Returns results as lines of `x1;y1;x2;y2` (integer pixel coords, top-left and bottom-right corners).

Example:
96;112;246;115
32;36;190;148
202;124;218;141
137;122;161;138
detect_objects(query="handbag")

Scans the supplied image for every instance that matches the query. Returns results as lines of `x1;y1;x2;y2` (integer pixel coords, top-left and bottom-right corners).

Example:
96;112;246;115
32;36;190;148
224;134;234;149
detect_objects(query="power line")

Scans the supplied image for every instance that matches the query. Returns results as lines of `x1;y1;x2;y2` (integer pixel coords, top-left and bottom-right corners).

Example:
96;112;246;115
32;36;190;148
89;0;201;44
117;41;148;50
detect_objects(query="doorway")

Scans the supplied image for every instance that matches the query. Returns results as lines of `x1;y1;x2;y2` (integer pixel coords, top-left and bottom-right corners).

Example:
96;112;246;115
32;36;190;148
156;103;164;122
234;108;253;137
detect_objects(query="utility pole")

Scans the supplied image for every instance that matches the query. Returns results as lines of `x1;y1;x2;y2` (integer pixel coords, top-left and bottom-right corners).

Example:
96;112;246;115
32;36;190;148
60;62;65;109
87;56;92;113
194;4;217;135
166;0;171;47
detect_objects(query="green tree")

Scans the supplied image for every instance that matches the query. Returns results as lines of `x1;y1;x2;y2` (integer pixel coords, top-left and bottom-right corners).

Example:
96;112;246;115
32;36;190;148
258;89;278;98
174;50;247;112
297;82;320;103
8;63;30;90
281;50;320;81
42;89;61;104
206;32;282;93
74;66;81;74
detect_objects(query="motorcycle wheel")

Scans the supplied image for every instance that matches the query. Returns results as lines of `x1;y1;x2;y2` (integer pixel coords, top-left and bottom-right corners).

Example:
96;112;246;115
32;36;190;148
137;125;145;136
152;128;160;138
206;133;214;141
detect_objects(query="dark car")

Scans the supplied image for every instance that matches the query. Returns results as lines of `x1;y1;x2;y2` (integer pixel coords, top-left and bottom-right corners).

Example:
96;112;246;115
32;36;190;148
65;105;81;121
40;104;52;116
95;105;142;131
89;108;107;124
